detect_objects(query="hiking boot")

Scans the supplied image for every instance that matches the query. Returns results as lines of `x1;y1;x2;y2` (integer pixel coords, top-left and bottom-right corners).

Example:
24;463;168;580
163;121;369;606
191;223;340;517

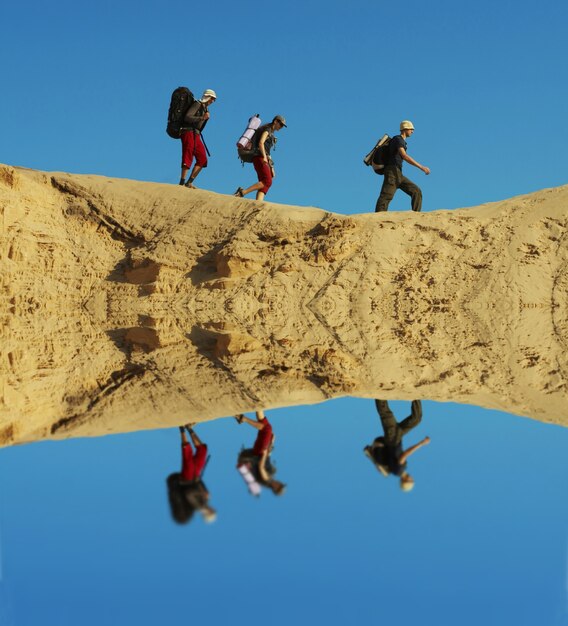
185;182;195;189
234;187;244;197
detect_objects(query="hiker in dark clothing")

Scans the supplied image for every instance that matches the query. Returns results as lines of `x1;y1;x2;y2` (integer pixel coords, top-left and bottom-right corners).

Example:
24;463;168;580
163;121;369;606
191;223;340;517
166;424;216;524
179;89;217;189
364;400;430;491
235;410;286;496
234;115;287;201
375;120;430;213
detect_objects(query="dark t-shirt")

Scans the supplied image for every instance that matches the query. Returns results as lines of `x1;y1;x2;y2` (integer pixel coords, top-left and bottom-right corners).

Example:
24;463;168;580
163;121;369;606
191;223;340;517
253;124;275;156
182;101;207;131
387;135;407;170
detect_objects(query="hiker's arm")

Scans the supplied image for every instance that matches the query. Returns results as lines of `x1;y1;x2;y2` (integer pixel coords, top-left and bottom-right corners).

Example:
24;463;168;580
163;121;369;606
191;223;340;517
399;147;430;175
399;436;431;464
258;131;270;162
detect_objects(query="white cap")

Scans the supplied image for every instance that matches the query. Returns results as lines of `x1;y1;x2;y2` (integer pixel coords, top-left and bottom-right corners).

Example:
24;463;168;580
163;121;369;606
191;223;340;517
202;89;217;101
400;120;415;131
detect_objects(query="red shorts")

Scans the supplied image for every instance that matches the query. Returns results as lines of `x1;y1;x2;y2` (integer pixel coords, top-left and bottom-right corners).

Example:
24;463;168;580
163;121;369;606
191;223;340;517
253;156;273;194
181;443;207;481
181;131;207;169
252;418;274;456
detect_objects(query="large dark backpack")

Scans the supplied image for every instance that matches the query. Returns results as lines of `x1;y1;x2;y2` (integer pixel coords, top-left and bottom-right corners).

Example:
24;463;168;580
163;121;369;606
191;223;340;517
363;133;391;175
166;87;195;139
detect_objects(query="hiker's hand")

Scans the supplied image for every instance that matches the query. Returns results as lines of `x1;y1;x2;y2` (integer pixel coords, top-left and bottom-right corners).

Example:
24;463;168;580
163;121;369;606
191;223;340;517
422;166;431;175
204;112;210;120
271;167;275;178
262;157;268;163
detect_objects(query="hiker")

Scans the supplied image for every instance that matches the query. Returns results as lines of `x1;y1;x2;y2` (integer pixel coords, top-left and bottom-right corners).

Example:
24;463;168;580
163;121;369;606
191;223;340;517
375;120;430;213
364;400;430;491
235;410;286;496
166;424;216;524
234;115;287;201
179;89;217;188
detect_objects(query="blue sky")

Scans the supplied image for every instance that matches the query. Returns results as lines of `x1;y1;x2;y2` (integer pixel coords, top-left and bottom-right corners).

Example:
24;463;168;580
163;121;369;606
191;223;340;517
2;0;567;213
1;1;567;625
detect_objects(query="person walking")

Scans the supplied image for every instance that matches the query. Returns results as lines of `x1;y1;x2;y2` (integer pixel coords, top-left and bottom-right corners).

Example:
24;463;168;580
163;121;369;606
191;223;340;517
166;424;216;524
179;89;217;189
234;115;287;201
234;410;286;496
364;400;430;491
375;120;430;213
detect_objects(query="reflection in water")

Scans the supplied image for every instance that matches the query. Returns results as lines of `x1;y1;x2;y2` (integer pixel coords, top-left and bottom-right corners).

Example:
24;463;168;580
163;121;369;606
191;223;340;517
235;411;286;497
364;400;430;491
166;425;216;524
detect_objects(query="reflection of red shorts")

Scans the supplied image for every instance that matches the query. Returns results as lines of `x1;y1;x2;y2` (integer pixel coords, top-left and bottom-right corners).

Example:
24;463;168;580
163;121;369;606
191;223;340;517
181;443;207;481
252;156;273;194
181;131;207;169
252;418;273;455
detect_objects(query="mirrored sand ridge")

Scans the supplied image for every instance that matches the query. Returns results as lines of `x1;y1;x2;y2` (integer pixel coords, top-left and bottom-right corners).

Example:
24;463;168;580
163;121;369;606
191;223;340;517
1;164;566;445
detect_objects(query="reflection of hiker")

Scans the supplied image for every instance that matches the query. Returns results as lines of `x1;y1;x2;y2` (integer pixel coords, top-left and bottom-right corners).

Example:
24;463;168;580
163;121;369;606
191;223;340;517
364;400;430;491
235;410;286;496
375;120;430;213
179;89;217;189
234;116;287;201
166;424;216;524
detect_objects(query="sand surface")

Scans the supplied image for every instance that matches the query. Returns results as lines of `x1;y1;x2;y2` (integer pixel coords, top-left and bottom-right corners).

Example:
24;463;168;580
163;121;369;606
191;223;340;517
1;164;566;445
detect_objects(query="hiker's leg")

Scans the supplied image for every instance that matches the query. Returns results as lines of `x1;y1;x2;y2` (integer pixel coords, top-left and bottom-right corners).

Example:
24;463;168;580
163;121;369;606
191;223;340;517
399;176;422;212
255;410;266;423
181;439;196;480
186;136;208;186
399;400;423;433
375;400;398;440
253;157;272;200
239;415;264;430
180;131;195;183
375;167;399;212
255;191;266;201
179;426;189;445
188;427;204;448
193;443;208;478
241;181;264;196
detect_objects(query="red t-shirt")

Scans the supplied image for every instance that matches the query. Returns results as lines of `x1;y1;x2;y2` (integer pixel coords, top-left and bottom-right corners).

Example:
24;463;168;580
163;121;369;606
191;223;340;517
252;419;274;456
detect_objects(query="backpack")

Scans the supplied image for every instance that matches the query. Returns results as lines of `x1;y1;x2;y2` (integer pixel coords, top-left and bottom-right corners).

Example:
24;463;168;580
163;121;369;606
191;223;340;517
236;114;262;164
166;87;195;139
363;133;390;175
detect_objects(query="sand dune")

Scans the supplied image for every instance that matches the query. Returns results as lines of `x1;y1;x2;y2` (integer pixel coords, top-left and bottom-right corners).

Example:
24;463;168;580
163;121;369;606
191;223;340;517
1;164;566;445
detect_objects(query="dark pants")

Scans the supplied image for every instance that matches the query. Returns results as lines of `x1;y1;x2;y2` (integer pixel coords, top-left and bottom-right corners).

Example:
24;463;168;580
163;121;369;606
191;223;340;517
375;166;422;212
375;400;422;445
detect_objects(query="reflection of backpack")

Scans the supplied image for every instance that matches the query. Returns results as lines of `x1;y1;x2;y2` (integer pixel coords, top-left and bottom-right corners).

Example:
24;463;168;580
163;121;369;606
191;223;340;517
236;114;262;164
166;87;195;139
167;473;209;523
363;442;390;477
363;134;390;175
237;463;261;496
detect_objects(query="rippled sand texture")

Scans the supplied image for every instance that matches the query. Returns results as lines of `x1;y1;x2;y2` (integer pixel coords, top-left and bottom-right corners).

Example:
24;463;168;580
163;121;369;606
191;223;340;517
1;164;566;445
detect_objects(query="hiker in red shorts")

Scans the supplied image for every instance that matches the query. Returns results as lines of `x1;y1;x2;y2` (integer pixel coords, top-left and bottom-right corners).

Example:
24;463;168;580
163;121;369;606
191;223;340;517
235;410;286;496
166;424;216;524
234;115;287;201
179;89;217;189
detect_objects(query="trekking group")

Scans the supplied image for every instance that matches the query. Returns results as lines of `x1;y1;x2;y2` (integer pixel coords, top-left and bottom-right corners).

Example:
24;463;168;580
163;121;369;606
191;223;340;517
167;85;431;212
167;400;430;526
